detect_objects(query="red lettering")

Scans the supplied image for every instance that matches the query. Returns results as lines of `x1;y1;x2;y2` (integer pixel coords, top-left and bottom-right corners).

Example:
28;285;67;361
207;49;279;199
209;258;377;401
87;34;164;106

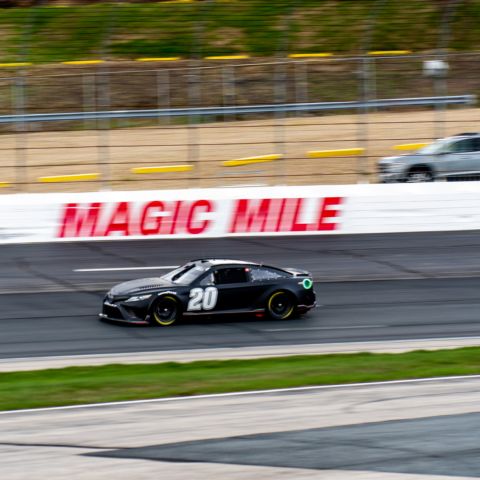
60;195;342;240
264;198;282;232
187;200;212;234
229;199;272;233
140;201;165;235
318;197;342;231
277;198;296;232
58;202;101;238
291;198;308;232
275;199;286;232
103;202;130;237
169;201;182;235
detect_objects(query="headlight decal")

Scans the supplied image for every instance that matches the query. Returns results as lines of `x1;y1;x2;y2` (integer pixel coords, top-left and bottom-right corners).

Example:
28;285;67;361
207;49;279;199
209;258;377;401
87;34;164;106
125;294;152;302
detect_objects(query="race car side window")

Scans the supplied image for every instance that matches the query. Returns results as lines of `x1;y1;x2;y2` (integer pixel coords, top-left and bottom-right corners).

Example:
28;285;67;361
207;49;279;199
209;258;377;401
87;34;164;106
199;272;215;286
250;267;285;282
214;267;248;284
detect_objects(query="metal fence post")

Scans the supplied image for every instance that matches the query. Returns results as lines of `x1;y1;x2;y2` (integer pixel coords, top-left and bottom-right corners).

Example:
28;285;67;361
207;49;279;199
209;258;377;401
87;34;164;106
273;0;298;186
95;1;120;190
187;67;201;185
96;69;111;189
156;69;171;125
294;60;308;112
222;65;236;121
358;0;388;184
13;5;35;193
370;56;377;111
431;0;459;140
186;0;210;186
12;72;28;192
273;61;288;184
433;69;448;140
82;73;96;130
357;56;371;184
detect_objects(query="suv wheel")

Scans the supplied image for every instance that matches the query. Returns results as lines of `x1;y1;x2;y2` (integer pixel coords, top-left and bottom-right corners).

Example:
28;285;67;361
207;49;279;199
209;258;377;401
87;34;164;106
406;168;433;183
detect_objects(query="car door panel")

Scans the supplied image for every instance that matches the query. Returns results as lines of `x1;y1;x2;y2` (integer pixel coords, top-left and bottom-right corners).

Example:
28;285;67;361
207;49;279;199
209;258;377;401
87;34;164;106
454;138;480;175
211;267;252;311
215;283;258;311
441;138;479;177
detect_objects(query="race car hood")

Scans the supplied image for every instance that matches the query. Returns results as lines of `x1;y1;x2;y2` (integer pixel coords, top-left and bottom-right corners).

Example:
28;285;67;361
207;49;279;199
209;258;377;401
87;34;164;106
109;277;175;297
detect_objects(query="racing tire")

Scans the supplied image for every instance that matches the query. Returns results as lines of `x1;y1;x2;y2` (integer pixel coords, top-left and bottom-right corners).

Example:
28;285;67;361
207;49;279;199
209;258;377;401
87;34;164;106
266;291;296;320
149;295;181;327
405;168;433;183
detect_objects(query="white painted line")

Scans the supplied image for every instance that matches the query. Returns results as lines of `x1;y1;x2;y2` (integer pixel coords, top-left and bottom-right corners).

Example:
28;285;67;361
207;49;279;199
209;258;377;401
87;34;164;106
74;265;178;272
264;325;384;332
1;374;479;415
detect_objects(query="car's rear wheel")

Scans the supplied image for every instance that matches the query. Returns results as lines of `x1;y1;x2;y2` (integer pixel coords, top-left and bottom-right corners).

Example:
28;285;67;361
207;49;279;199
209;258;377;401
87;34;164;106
406;167;433;183
149;295;180;327
266;291;295;320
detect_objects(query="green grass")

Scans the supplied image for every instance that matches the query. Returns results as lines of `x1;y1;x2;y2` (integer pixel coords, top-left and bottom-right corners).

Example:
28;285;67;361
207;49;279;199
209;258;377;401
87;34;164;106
0;0;478;63
1;347;480;411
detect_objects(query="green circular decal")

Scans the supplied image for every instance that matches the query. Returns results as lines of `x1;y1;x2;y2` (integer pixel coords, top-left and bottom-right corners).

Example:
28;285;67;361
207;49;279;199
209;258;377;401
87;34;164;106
302;278;313;289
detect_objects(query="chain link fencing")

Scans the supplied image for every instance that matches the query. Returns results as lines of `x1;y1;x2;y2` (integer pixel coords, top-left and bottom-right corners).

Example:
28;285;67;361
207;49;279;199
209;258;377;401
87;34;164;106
0;0;478;191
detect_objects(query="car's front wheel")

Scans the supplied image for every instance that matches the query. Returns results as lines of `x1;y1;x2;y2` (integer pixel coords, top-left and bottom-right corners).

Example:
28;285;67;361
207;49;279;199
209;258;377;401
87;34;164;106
266;291;295;320
149;295;180;327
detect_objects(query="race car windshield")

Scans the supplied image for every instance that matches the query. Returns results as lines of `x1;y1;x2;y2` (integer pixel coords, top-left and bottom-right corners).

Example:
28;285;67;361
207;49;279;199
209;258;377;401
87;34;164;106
162;264;208;285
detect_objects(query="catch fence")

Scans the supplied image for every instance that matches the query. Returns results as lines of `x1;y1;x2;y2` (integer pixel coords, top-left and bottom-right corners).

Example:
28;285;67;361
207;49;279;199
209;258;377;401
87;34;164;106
0;0;478;191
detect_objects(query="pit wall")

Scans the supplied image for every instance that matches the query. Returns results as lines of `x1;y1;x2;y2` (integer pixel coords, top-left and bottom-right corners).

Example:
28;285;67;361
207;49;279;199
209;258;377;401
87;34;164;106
2;183;480;244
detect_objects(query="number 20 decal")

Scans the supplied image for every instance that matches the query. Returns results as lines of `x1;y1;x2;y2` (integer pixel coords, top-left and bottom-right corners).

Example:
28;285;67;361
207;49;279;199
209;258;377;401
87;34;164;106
188;287;218;311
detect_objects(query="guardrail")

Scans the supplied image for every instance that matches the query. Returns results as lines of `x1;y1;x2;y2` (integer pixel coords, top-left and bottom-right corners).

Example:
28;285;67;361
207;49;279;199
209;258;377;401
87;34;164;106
0;95;474;124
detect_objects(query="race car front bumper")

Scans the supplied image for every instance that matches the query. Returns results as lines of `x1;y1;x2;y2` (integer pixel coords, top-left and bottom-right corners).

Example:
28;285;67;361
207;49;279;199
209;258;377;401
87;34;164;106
99;299;150;325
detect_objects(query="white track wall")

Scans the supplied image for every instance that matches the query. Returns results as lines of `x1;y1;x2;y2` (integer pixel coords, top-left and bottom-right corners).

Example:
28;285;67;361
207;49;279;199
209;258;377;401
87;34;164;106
2;183;480;243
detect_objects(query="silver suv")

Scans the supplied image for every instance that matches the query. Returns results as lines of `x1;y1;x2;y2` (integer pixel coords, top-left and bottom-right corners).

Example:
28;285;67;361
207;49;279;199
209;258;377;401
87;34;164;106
378;133;480;183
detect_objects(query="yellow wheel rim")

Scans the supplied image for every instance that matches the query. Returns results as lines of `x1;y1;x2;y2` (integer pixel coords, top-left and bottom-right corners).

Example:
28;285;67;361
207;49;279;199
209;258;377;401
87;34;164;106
268;291;294;319
153;295;178;326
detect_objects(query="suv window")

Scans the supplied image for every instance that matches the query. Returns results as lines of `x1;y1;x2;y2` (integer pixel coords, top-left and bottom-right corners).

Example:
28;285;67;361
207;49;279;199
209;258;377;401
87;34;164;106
250;267;286;282
214;267;248;284
449;139;477;153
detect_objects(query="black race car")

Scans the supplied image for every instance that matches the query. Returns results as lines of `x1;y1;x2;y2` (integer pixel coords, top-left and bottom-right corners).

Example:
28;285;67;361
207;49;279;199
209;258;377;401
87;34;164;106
99;259;316;326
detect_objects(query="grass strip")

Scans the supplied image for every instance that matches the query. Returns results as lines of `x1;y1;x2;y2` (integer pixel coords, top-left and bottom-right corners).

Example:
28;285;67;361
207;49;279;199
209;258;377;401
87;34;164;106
1;347;480;411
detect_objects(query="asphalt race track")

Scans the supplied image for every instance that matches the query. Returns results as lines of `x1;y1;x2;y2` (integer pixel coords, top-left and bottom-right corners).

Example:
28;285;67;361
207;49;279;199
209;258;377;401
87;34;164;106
2;377;480;479
3;231;480;480
1;230;480;359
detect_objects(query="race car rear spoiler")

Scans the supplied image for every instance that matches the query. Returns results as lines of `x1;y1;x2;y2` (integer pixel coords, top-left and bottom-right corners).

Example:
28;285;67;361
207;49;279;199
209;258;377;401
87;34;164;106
284;268;310;277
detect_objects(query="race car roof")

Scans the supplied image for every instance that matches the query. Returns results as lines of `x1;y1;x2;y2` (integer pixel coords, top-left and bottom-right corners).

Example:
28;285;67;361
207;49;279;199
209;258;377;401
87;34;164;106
190;258;260;266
